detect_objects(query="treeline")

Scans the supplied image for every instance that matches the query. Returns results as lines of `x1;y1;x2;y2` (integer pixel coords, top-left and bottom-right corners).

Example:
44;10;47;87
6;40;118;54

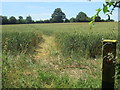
1;8;114;25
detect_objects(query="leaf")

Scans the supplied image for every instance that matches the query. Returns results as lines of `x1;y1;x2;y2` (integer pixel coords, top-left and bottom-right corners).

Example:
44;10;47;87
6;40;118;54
96;8;101;12
96;8;101;16
105;0;109;2
109;2;114;7
103;4;108;14
92;15;96;20
89;20;94;24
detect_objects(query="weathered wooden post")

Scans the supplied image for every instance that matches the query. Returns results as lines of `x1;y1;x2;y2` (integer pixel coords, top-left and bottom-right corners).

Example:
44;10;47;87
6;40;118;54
102;40;117;90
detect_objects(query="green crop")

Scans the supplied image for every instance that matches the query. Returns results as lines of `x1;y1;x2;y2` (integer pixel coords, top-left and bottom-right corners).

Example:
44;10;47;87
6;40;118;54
2;32;43;55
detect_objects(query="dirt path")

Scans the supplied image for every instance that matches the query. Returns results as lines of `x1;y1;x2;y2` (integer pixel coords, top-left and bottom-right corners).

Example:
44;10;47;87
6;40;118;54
33;35;61;70
35;35;55;60
33;34;102;81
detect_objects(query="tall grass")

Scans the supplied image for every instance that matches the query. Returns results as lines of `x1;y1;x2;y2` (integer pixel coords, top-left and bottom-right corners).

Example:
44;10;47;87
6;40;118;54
2;32;44;55
2;31;44;88
55;31;117;59
2;22;119;88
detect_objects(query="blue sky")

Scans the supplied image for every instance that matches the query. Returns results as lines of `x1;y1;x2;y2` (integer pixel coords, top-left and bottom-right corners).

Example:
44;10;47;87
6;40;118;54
2;2;118;21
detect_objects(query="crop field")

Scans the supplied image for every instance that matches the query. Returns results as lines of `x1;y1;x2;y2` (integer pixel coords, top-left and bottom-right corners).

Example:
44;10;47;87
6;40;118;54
1;22;119;88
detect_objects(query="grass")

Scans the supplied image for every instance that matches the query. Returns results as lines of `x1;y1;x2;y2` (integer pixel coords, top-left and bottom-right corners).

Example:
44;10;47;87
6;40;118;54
2;32;43;55
2;22;119;88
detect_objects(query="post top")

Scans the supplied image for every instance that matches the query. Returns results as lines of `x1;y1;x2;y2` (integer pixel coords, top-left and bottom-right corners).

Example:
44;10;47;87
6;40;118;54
103;40;117;43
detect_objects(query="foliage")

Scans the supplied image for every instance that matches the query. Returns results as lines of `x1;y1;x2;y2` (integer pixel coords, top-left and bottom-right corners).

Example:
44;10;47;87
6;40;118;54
90;1;120;24
2;22;117;88
2;53;41;88
43;19;49;23
95;16;101;22
70;17;76;22
2;32;43;55
55;31;116;59
26;16;33;24
1;7;115;25
18;16;26;24
36;20;44;23
9;16;17;24
1;16;9;24
64;18;70;23
76;12;91;22
2;53;102;88
89;0;120;87
51;8;66;23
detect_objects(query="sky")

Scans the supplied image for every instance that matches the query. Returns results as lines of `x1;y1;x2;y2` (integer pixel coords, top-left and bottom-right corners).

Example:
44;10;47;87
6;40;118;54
1;1;119;21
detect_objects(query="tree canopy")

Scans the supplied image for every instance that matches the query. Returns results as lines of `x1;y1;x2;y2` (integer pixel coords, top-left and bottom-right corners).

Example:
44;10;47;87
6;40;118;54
9;16;17;24
51;8;66;23
1;6;116;25
2;16;9;24
26;16;33;24
76;12;90;22
18;16;26;24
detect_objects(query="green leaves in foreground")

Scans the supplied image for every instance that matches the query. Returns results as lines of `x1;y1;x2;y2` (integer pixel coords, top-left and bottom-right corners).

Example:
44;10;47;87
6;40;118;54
89;1;117;24
103;4;109;14
89;8;101;24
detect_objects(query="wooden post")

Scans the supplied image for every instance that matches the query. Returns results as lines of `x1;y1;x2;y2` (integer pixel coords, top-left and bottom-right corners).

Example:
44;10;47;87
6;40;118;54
102;40;117;90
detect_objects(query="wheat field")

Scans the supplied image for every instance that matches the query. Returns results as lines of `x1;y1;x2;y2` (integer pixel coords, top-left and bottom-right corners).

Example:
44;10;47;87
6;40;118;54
2;22;119;88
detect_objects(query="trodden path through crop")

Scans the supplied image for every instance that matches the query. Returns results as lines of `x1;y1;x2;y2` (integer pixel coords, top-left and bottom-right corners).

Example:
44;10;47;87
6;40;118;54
34;35;55;60
33;34;102;82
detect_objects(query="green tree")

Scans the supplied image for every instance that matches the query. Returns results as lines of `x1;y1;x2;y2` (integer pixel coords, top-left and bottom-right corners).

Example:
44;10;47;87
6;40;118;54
0;16;2;24
44;19;50;23
64;18;70;23
19;16;23;20
35;20;44;23
51;8;66;23
9;16;17;24
18;16;26;24
70;17;76;22
76;12;90;22
26;16;33;24
2;16;9;24
95;16;101;22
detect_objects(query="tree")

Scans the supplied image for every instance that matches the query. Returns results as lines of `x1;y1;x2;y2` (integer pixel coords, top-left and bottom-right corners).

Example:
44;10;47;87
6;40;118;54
19;16;23;20
44;19;50;23
70;17;76;22
9;16;17;24
64;18;70;23
18;16;26;24
51;8;66;23
95;16;101;22
36;20;43;23
39;20;44;23
0;16;2;24
76;12;90;22
2;16;9;24
101;19;105;22
26;16;33;24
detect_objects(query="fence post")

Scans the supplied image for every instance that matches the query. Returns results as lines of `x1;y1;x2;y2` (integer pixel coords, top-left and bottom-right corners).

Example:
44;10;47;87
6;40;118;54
102;40;117;90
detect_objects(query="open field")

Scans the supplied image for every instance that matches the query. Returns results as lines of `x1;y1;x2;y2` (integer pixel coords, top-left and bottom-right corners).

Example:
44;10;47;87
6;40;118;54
2;22;119;88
